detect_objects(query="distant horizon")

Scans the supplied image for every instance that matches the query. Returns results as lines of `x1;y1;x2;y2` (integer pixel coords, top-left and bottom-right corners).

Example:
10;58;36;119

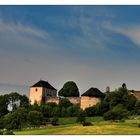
0;80;140;97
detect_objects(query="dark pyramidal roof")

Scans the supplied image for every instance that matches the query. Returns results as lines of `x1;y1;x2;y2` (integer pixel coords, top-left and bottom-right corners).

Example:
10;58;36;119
81;87;105;98
31;80;57;90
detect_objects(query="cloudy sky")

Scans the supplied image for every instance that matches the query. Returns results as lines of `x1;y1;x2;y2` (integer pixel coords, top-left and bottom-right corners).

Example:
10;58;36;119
1;6;140;95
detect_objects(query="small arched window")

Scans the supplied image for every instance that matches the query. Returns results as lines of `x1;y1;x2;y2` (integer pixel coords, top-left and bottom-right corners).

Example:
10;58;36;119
35;88;38;92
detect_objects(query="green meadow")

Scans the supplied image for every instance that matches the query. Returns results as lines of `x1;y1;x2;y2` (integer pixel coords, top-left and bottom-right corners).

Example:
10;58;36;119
14;117;140;135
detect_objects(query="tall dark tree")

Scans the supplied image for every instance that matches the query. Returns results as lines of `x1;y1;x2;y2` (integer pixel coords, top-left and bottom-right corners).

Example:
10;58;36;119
58;81;80;97
0;95;9;117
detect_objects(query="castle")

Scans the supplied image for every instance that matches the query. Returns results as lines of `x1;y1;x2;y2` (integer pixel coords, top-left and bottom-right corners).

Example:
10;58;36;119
29;80;140;110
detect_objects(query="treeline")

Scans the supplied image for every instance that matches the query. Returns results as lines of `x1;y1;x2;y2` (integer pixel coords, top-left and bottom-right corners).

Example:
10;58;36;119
0;83;140;133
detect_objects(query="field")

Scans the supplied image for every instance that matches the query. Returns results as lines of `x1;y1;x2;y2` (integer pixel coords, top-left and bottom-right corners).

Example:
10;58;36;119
14;117;140;135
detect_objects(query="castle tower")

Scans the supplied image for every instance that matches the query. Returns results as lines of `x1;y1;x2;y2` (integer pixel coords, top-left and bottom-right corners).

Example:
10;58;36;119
29;80;57;105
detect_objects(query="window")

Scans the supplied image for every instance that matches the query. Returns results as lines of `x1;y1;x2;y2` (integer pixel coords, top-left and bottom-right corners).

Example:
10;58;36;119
35;88;38;92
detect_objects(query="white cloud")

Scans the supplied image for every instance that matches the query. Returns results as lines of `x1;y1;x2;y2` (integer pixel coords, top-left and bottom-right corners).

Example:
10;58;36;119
103;22;140;47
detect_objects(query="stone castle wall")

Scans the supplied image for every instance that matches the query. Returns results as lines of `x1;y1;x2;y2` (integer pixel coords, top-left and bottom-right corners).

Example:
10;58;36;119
46;97;81;106
129;91;140;100
46;97;59;104
80;96;102;110
65;97;81;105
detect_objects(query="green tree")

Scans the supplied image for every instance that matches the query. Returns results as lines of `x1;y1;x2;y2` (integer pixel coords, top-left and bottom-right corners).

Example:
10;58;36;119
28;111;43;127
76;109;86;123
59;98;73;108
19;95;30;108
85;103;104;117
103;104;129;121
52;107;61;117
8;92;20;110
32;101;40;111
58;81;80;97
0;95;9;117
134;100;140;115
103;87;137;112
60;107;68;117
51;117;59;126
3;108;28;130
7;92;30;111
67;105;81;117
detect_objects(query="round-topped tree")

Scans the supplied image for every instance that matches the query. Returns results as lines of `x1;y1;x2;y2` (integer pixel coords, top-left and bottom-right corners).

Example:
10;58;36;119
58;81;80;97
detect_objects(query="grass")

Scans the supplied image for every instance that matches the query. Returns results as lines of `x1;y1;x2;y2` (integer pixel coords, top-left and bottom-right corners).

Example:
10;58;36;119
14;117;140;135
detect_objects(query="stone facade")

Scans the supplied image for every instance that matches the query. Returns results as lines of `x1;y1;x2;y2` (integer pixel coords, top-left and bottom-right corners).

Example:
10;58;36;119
46;97;59;104
46;97;81;106
29;80;57;105
66;97;81;106
80;96;102;110
128;90;140;100
29;87;43;105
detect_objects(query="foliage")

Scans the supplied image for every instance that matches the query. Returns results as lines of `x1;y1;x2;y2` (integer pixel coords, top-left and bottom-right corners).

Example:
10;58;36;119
134;101;140;115
52;107;61;117
0;118;4;129
103;104;129;121
0;128;14;135
28;111;43;127
58;81;80;97
85;103;105;116
60;107;68;117
46;102;57;107
3;108;28;130
19;95;30;108
67;105;81;117
82;121;92;126
0;95;9;117
76;109;86;123
59;98;73;108
51;117;59;126
103;87;137;112
32;101;40;111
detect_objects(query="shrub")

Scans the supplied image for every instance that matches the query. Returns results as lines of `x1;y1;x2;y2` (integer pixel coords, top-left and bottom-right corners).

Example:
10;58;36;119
59;98;73;108
82;121;92;126
103;104;129;121
67;105;81;117
28;111;43;127
138;124;140;128
76;109;86;123
51;118;59;126
0;129;14;135
3;108;28;130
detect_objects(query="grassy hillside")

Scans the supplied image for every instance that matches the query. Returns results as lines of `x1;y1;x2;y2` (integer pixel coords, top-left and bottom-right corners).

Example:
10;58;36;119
14;118;140;135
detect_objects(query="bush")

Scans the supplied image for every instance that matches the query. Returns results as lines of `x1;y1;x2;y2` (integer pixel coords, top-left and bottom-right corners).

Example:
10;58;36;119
82;121;92;126
76;109;86;123
103;104;129;121
51;118;59;126
76;116;86;123
28;111;43;127
0;129;14;135
3;108;28;130
67;105;81;117
138;124;140;128
59;98;73;108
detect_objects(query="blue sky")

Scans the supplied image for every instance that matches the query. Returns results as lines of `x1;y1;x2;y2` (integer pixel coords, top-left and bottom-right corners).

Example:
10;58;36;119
1;6;140;95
